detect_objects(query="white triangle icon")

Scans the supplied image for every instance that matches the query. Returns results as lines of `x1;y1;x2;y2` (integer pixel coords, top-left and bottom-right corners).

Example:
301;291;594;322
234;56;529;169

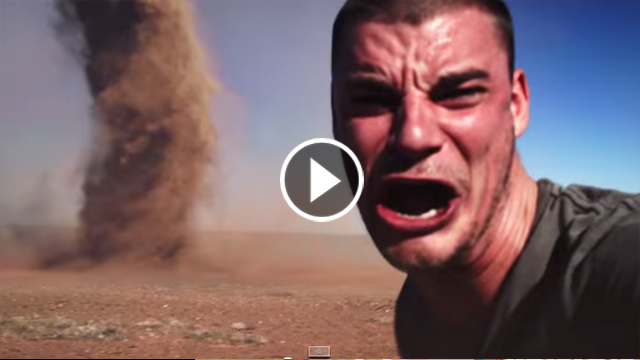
310;158;341;202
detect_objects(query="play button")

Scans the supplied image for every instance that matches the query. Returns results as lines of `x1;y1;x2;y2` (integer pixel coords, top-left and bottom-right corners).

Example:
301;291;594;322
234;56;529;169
280;138;364;222
310;159;341;202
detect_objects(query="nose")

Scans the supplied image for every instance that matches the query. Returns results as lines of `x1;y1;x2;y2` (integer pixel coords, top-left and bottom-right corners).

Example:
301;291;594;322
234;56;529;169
390;94;445;159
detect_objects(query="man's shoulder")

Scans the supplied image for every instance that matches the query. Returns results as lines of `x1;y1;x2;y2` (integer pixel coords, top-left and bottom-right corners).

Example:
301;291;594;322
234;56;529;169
564;187;640;356
534;180;639;293
578;203;639;297
539;179;639;243
560;182;640;213
587;213;639;286
544;181;640;299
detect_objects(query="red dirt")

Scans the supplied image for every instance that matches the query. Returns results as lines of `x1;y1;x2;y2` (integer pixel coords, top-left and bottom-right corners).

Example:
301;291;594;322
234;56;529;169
0;232;406;359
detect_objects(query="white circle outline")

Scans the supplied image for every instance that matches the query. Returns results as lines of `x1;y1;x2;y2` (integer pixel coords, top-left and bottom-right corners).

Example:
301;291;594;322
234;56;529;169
280;138;364;222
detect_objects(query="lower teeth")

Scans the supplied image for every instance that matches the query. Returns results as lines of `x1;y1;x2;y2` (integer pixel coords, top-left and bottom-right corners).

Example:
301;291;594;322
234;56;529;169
398;208;438;219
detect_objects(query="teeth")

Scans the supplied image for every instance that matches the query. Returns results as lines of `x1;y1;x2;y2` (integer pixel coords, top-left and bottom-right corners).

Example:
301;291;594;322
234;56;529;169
398;208;438;219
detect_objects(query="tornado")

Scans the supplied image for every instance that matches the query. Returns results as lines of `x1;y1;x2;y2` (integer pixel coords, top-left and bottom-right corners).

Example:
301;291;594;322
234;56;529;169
55;0;216;265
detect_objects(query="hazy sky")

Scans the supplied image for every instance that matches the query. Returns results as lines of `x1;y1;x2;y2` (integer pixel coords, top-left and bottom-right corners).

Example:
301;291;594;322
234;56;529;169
0;0;638;234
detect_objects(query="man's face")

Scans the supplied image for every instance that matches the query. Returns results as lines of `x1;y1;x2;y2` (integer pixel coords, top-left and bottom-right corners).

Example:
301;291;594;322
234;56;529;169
332;8;526;270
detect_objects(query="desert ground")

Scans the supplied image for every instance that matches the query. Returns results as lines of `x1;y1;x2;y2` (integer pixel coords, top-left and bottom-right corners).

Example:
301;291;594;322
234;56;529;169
0;230;405;359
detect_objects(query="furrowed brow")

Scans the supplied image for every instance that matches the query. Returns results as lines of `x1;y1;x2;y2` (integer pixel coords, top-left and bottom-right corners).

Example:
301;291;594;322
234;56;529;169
435;69;490;89
339;61;391;87
346;75;394;91
343;71;403;101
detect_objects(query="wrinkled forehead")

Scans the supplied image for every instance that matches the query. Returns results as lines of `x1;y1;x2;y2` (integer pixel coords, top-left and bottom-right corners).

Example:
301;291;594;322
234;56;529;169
334;8;507;81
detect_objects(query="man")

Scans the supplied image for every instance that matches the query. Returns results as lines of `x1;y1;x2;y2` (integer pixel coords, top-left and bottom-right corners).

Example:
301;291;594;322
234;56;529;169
330;0;639;357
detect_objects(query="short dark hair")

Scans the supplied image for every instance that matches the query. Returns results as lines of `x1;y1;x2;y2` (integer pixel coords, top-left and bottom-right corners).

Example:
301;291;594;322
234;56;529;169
331;0;515;77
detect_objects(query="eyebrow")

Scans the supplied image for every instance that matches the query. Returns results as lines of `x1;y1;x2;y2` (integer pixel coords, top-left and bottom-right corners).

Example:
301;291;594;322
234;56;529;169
341;66;490;94
344;75;403;100
436;69;490;89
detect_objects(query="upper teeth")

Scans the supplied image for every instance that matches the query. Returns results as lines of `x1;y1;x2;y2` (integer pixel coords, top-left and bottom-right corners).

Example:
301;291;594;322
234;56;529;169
398;208;438;219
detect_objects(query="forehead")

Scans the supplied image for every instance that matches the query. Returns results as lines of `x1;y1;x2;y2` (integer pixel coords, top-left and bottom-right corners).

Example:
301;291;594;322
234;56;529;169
337;8;507;79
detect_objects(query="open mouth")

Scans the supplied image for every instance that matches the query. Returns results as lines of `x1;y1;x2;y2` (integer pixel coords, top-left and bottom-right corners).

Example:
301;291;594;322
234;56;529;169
376;178;460;231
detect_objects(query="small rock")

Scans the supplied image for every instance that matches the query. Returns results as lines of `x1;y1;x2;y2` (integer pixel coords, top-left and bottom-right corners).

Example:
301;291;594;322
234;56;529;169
371;316;393;324
230;333;245;342
230;322;247;331
254;335;268;344
135;319;163;329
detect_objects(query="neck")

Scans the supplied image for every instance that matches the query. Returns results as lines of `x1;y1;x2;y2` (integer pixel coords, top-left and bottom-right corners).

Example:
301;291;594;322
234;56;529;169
410;154;539;325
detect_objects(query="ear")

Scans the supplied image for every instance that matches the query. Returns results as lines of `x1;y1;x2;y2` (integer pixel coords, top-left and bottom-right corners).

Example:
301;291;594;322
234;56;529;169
511;69;530;138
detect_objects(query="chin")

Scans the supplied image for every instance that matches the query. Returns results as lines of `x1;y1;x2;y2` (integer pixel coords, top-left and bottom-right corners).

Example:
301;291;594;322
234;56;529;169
376;229;469;271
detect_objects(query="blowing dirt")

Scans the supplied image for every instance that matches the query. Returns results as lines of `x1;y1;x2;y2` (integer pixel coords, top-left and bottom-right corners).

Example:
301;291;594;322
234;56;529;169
52;0;216;266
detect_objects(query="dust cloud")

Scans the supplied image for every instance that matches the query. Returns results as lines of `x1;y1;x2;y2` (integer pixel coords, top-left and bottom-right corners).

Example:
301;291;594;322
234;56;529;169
52;0;216;266
0;0;377;275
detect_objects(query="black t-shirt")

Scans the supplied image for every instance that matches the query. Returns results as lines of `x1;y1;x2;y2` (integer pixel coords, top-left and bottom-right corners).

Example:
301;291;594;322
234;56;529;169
394;179;640;358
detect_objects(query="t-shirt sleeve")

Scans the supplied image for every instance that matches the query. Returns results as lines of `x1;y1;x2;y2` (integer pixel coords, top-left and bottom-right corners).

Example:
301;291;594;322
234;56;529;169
572;212;640;357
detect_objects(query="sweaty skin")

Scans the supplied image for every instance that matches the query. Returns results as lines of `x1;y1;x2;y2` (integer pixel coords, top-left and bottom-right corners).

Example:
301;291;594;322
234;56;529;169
332;8;538;323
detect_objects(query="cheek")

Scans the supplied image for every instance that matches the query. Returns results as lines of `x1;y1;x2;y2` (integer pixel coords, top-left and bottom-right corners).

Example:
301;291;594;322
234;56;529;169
343;116;392;174
443;97;511;164
443;113;497;162
443;107;512;205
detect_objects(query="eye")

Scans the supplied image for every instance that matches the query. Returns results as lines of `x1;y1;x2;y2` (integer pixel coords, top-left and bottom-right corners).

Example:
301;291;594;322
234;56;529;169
448;87;486;98
352;93;397;107
434;87;487;109
348;92;400;117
